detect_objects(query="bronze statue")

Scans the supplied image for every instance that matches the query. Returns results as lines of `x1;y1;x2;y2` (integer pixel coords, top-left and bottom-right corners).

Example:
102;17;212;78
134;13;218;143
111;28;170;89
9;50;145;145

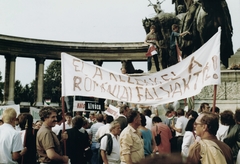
179;0;233;68
143;0;233;69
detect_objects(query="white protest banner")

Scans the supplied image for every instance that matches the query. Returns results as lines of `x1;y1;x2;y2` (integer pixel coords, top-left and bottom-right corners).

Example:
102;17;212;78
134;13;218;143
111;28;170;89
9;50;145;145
30;107;41;123
104;105;120;119
0;105;20;119
61;28;221;106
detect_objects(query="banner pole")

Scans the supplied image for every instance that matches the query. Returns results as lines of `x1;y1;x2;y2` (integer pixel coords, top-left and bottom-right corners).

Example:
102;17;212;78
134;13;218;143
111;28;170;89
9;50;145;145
61;96;66;155
212;85;217;113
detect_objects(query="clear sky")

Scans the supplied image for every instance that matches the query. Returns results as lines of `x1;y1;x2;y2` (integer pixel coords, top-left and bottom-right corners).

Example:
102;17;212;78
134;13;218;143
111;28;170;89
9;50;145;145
0;0;239;85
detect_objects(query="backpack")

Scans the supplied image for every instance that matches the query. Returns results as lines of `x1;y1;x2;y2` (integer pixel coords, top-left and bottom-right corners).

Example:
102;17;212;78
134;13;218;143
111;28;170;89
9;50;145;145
155;125;162;146
98;133;113;164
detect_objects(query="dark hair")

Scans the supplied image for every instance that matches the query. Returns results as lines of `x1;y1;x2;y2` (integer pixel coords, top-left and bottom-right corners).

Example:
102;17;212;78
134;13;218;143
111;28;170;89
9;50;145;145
152;116;162;124
220;110;235;125
106;115;114;124
18;113;33;130
144;109;152;117
200;112;219;135
199;102;209;113
185;119;195;132
140;113;147;127
210;106;220;114
150;25;156;30
72;116;83;129
189;110;198;119
56;112;63;123
119;105;129;114
65;112;73;117
39;107;58;121
235;109;240;122
136;153;188;164
165;110;172;116
171;24;179;31
177;108;184;116
127;110;139;123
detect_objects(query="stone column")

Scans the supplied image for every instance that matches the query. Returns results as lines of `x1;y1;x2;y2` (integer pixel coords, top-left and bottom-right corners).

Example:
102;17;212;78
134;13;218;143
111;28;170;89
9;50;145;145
3;55;10;104
35;58;45;106
5;55;16;105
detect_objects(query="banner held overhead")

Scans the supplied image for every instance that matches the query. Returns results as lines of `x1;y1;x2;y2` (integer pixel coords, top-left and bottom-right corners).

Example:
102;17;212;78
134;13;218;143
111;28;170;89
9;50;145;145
61;28;221;106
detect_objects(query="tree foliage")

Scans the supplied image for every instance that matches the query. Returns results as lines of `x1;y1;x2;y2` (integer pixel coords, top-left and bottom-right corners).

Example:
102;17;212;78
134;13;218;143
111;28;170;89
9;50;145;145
43;60;61;104
0;71;4;103
14;80;35;105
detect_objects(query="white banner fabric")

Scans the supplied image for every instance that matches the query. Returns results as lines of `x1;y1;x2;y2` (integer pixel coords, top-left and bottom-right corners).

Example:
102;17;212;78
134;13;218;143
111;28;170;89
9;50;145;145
30;107;41;123
61;28;221;106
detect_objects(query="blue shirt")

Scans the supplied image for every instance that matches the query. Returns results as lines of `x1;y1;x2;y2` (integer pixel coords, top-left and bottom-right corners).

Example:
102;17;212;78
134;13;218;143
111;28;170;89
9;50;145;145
140;128;152;156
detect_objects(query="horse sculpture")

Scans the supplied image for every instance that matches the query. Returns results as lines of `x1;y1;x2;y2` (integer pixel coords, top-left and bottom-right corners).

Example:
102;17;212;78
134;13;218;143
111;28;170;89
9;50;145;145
179;0;234;68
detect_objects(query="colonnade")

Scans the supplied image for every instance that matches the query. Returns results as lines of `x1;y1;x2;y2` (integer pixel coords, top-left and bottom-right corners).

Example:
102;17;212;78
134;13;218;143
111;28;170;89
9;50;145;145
2;55;45;106
2;55;133;106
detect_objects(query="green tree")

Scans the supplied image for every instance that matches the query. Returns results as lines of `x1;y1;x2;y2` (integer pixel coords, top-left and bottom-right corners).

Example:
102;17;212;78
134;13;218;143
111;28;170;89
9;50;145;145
0;71;4;103
43;60;61;104
14;80;24;104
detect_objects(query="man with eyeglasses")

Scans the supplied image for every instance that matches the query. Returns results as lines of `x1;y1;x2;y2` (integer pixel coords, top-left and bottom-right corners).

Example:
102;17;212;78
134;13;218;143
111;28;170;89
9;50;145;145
187;112;233;164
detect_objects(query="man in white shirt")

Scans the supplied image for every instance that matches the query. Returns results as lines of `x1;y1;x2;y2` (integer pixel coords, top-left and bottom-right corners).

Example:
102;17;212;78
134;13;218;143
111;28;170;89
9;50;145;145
90;113;105;164
60;112;73;130
100;121;121;164
144;109;152;130
0;108;27;164
96;115;114;140
216;110;235;141
171;108;189;152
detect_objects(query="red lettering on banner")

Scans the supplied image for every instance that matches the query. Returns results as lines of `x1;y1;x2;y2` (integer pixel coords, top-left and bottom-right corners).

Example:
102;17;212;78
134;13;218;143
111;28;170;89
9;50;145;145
136;86;144;102
84;77;92;92
183;75;191;92
73;76;82;91
203;62;211;82
135;79;144;86
145;88;154;100
109;73;118;81
73;59;84;72
188;56;202;74
128;87;132;101
152;88;163;100
127;76;134;84
92;67;103;80
119;75;126;82
120;86;129;101
172;82;182;97
193;71;202;90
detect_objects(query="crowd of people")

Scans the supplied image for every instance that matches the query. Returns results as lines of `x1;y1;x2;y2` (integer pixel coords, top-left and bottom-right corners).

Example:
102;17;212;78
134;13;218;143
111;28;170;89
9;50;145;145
0;102;240;164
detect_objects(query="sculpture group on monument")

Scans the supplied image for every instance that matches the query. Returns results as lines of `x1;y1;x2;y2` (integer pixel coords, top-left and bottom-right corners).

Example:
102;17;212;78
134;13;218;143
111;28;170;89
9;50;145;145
142;0;233;72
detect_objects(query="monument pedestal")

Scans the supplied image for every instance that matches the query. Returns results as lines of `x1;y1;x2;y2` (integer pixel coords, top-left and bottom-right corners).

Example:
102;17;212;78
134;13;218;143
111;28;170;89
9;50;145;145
228;48;240;69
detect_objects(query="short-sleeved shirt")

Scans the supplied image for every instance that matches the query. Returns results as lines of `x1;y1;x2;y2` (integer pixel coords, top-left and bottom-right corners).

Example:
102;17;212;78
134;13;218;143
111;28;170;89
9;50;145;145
100;133;120;162
36;124;62;163
175;116;189;136
140;128;152;156
0;123;23;164
119;125;144;163
90;122;105;142
170;31;180;49
151;123;172;154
